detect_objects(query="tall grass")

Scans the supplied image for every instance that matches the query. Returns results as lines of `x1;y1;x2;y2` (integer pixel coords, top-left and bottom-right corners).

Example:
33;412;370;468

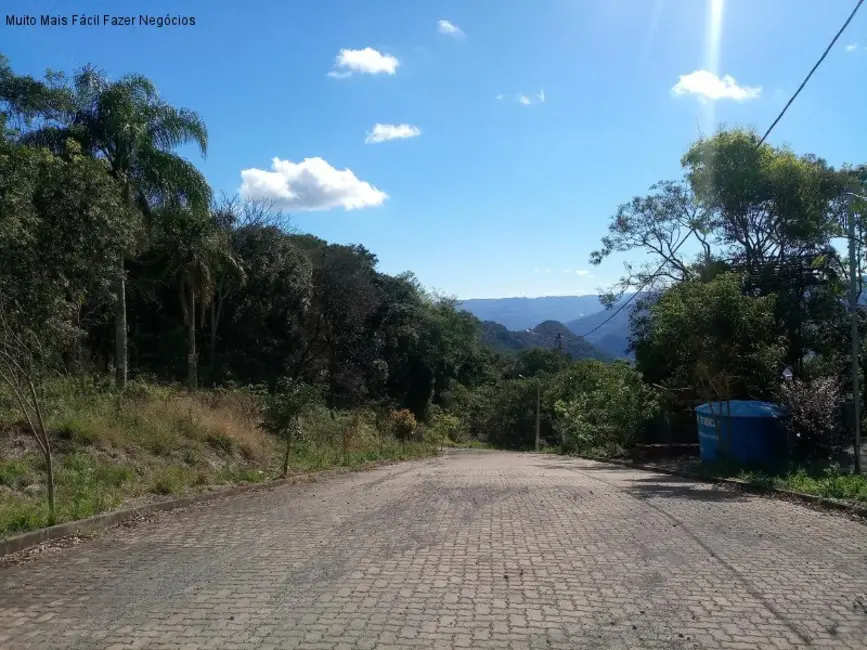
0;378;438;538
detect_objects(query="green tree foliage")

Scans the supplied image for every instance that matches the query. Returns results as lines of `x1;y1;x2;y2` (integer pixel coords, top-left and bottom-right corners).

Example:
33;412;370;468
683;129;844;266
151;207;242;389
262;379;322;476
0;138;137;351
511;348;571;378
549;360;659;452
458;379;544;449
589;128;860;461
632;273;785;403
590;180;711;298
2;59;211;388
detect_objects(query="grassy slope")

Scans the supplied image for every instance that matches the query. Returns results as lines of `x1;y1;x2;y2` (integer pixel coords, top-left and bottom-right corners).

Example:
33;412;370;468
0;379;436;538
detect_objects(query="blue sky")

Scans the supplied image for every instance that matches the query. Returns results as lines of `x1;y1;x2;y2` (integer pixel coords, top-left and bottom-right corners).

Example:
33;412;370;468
3;0;867;299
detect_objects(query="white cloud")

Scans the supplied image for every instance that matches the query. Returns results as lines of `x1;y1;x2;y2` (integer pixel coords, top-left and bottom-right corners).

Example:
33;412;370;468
329;47;399;77
495;94;505;101
515;90;545;106
437;20;465;37
239;157;387;211
365;123;421;144
671;69;761;101
845;43;859;52
575;270;591;277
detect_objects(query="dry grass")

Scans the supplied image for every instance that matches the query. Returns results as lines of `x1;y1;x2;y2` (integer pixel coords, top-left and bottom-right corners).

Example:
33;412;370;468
0;378;439;538
137;392;269;463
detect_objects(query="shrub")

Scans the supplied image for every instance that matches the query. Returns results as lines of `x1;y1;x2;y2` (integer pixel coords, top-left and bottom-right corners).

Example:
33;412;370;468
427;407;467;443
778;377;845;460
262;379;322;476
551;360;659;452
390;409;418;441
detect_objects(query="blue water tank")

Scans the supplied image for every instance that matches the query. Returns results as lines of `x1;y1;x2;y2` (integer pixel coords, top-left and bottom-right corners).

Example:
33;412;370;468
695;400;786;466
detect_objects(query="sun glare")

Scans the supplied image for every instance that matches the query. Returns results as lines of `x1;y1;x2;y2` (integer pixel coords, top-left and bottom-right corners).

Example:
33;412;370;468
703;0;726;133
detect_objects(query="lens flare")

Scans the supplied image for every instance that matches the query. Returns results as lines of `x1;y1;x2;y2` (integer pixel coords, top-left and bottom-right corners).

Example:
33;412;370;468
703;0;725;134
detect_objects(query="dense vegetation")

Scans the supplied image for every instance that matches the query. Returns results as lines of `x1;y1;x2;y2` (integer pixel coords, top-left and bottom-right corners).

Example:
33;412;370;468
604;131;867;483
1;53;866;536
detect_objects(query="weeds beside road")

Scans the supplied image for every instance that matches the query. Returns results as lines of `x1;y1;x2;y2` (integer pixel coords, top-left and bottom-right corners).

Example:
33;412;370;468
0;379;438;538
564;445;867;506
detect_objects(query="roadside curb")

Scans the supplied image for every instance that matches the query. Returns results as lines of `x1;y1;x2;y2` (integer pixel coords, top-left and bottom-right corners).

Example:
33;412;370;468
0;457;416;558
584;456;867;520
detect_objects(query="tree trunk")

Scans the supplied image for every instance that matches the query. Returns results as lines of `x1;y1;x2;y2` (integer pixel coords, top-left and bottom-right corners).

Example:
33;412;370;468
114;265;128;389
45;446;55;524
282;418;296;477
282;433;291;477
187;287;197;391
66;301;82;375
208;304;217;384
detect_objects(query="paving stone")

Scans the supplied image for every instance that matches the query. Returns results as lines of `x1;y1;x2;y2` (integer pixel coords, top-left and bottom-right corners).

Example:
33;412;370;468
0;451;865;648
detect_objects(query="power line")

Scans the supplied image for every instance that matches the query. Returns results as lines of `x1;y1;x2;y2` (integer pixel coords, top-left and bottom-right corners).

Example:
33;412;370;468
758;0;864;146
576;229;694;339
576;0;864;340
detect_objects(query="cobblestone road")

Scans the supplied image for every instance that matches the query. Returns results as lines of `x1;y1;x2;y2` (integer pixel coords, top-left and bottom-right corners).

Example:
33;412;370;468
1;450;866;649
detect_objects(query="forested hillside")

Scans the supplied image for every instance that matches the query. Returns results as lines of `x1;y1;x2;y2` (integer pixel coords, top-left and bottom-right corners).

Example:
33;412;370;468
564;296;644;359
480;320;611;362
459;295;605;330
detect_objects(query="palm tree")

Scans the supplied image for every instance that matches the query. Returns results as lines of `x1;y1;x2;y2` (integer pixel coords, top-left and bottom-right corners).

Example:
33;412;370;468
20;66;210;388
157;209;242;390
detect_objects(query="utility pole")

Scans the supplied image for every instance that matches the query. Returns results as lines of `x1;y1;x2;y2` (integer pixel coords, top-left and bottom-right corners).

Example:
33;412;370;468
535;379;541;452
847;191;863;474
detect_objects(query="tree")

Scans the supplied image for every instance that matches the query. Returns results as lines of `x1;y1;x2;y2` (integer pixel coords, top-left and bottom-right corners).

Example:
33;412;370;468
511;348;571;378
205;196;282;379
215;227;312;387
262;378;322;476
683;129;844;269
300;243;382;406
0;304;62;522
154;208;242;390
0;138;137;369
367;272;431;416
632;273;785;404
683;129;847;374
590;180;712;301
594;129;850;377
8;63;210;388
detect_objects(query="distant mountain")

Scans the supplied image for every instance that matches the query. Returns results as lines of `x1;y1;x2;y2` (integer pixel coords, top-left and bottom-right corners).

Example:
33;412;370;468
479;319;612;362
459;295;606;331
565;294;645;359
